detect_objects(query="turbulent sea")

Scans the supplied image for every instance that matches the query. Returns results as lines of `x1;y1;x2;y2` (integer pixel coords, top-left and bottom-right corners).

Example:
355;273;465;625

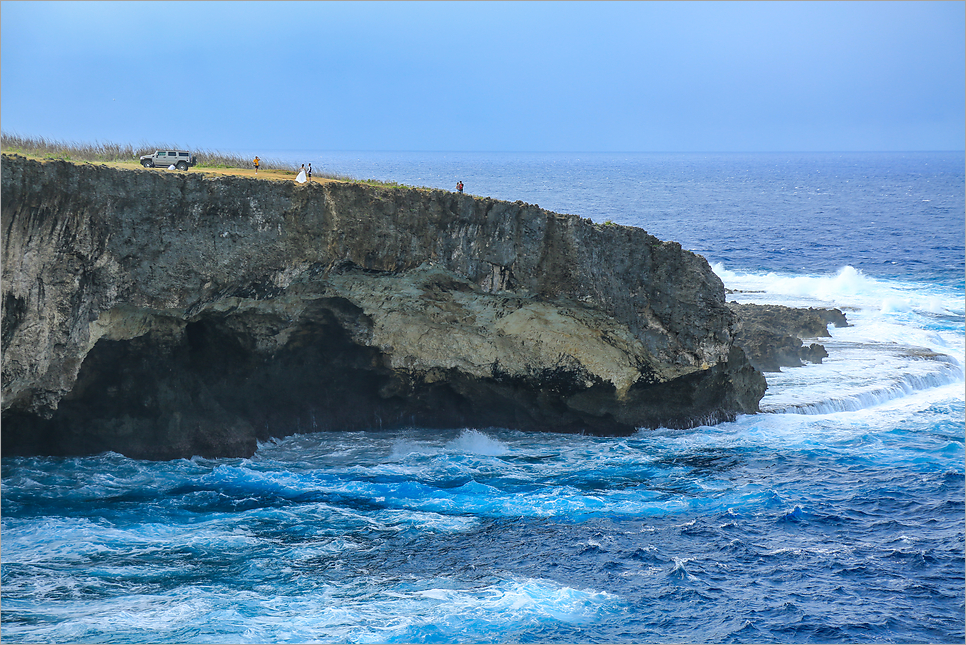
2;151;964;644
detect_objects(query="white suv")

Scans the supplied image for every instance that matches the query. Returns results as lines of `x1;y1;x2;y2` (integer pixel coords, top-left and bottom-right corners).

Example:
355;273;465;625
140;150;196;170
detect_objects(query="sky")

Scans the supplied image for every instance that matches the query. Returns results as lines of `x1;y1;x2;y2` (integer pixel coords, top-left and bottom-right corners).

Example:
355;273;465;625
1;1;964;153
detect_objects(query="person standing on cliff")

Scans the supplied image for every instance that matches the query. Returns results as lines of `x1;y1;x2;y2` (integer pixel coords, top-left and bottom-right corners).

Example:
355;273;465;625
457;181;463;194
253;156;260;175
307;163;312;182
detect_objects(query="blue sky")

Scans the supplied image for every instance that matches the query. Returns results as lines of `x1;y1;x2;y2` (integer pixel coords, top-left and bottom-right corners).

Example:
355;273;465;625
2;1;963;152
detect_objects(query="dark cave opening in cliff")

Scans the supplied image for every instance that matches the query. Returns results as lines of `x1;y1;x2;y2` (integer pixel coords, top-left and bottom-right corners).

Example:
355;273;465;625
2;306;504;459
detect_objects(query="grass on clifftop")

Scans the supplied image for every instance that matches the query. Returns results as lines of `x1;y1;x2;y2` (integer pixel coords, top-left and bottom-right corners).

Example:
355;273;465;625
0;133;440;192
0;132;298;171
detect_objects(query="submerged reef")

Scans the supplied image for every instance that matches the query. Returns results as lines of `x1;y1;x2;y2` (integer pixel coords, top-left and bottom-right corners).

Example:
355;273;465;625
2;154;775;459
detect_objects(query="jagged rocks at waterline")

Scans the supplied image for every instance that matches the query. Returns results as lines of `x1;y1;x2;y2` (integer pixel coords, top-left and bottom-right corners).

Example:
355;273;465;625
1;154;765;459
726;302;849;373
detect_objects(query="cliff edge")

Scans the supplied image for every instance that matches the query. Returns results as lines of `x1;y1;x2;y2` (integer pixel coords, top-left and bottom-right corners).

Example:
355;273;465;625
1;154;765;459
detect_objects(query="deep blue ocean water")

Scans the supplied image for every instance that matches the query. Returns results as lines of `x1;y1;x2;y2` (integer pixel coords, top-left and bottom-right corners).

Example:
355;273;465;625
2;151;964;643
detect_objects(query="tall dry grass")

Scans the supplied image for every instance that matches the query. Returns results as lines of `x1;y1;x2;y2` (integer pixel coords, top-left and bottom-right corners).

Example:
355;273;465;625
1;133;433;187
0;132;296;171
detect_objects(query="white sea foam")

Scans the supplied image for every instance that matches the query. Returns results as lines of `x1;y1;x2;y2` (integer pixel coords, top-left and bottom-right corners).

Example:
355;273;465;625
46;575;622;644
668;556;699;581
403;577;620;625
448;428;511;456
715;264;965;319
386;428;512;461
712;264;964;418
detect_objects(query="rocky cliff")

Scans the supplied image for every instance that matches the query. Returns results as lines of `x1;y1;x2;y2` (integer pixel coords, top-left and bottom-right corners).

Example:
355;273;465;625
727;303;849;372
1;154;765;459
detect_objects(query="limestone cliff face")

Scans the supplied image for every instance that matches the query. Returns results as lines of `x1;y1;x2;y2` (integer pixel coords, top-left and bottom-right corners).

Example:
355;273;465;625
1;154;765;459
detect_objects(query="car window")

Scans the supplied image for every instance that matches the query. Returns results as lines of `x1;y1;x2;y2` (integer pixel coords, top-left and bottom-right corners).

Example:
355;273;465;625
179;153;188;157
158;152;167;157
168;152;176;156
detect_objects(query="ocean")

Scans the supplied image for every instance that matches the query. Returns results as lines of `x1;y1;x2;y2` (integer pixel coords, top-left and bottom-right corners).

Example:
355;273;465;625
2;151;964;643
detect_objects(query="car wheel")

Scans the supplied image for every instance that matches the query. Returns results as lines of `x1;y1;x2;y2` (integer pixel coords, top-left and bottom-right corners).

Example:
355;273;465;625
177;161;188;171
142;159;153;168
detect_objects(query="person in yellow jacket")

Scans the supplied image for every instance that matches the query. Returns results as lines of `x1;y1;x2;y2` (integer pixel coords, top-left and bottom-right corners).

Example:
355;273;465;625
253;156;260;175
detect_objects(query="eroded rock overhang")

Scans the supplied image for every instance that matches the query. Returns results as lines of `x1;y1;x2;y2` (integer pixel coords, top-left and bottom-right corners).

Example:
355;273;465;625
1;154;765;458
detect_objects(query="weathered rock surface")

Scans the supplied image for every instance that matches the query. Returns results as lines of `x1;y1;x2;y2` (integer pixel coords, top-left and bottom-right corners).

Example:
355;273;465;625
727;302;849;372
2;154;765;459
